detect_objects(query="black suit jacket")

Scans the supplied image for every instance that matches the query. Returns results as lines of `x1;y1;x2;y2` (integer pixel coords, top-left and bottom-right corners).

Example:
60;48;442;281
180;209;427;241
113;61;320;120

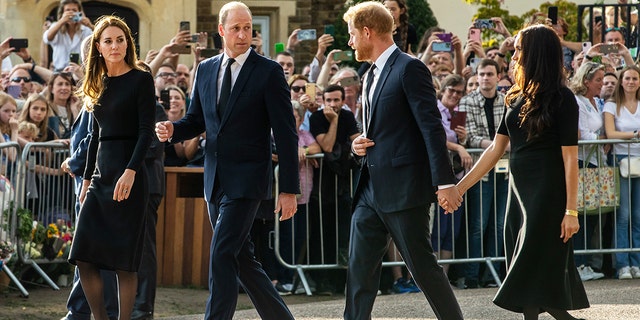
172;50;299;201
357;48;455;213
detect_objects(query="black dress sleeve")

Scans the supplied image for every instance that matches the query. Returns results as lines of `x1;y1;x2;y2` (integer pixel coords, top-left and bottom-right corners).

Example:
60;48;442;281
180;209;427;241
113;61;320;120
126;71;156;171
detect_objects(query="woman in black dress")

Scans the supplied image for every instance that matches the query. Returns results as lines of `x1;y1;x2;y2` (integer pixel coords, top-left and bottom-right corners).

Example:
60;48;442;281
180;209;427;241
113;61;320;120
68;16;155;320
456;24;589;320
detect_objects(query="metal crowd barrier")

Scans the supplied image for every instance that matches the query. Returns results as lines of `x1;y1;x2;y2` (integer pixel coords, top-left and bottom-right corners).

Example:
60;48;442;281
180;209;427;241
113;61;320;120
273;140;640;296
12;142;75;293
0;142;28;297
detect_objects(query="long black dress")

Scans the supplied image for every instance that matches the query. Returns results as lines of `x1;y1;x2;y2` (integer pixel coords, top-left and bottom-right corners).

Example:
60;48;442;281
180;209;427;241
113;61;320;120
493;87;590;312
69;69;155;272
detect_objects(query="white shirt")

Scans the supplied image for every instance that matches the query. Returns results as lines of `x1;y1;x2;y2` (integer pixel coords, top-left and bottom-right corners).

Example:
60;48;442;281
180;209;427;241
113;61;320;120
603;101;640;156
217;49;250;103
43;25;93;71
576;95;606;166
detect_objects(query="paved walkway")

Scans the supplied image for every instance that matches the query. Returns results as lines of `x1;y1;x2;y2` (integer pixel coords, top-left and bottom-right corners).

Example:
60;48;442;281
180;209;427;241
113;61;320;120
159;279;640;320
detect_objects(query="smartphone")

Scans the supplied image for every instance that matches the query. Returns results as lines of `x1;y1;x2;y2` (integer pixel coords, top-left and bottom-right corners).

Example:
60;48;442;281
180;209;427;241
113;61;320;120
179;21;190;32
474;19;494;29
470;57;481;74
548;6;558;25
297;29;317;41
432;33;452;52
324;24;335;36
252;29;257;38
171;45;191;54
160;89;170;110
450;111;467;130
582;41;592;54
469;28;481;43
6;85;21;99
594;15;603;26
9;38;28;49
69;53;80;64
601;44;618;54
213;33;223;50
339;76;358;87
332;50;353;62
200;48;216;58
274;42;285;54
189;34;200;43
305;83;316;100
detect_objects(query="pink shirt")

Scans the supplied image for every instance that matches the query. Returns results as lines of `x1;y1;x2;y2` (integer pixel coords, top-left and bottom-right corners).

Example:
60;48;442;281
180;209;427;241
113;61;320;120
298;130;316;204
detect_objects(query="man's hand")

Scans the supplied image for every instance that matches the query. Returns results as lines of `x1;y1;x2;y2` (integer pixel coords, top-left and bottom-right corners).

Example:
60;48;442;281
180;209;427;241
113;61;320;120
275;193;297;221
437;186;463;213
155;121;174;142
61;157;74;178
351;135;375;157
322;106;338;122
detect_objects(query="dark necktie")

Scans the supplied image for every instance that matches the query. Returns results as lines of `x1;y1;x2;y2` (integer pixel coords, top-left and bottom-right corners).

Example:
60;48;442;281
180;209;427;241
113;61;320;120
364;64;377;122
217;58;235;118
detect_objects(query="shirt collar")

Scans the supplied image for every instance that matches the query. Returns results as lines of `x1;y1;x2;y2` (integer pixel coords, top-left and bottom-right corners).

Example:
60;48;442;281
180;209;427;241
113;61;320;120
223;48;251;67
372;44;398;72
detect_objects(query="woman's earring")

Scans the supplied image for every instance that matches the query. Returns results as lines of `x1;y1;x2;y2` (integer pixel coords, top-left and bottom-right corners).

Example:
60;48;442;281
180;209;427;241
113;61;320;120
99;52;102;58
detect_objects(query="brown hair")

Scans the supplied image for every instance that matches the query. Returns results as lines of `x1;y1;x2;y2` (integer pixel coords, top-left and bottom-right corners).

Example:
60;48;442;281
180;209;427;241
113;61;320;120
506;24;565;140
0;92;17;135
56;0;84;36
611;65;640;116
79;15;142;110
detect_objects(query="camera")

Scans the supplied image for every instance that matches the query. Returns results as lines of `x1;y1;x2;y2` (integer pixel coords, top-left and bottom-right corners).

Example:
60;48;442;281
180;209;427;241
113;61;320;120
72;12;83;22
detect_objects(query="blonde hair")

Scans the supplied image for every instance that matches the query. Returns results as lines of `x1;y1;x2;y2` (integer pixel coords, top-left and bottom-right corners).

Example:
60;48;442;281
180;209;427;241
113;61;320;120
19;94;54;142
570;62;605;96
79;16;142;111
0;92;17;135
18;121;39;141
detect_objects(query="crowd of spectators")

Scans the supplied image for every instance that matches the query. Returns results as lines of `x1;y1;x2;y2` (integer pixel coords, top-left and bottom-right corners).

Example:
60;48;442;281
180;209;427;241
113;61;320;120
1;0;640;306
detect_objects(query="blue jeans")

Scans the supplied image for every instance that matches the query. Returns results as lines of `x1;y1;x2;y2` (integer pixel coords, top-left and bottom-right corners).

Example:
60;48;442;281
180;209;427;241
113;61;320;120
464;172;508;283
615;155;640;269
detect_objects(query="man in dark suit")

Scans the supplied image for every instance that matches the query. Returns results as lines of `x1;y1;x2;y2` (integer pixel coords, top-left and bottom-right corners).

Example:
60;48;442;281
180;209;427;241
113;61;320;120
155;2;299;320
344;2;464;319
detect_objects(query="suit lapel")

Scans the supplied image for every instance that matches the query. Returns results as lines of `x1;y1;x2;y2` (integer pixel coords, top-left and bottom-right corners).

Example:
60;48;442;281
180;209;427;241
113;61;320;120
209;56;223;123
220;50;257;126
369;49;401;131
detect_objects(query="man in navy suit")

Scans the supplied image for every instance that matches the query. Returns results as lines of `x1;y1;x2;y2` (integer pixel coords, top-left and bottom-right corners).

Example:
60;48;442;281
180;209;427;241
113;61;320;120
344;2;464;319
155;2;299;319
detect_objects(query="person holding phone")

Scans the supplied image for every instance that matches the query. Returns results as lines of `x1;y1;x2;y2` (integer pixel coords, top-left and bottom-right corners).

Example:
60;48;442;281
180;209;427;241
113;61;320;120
43;0;93;71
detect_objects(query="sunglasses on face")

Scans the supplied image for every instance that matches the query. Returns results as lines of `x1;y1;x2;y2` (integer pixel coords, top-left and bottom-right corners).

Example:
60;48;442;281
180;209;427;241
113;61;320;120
11;76;31;83
290;85;305;93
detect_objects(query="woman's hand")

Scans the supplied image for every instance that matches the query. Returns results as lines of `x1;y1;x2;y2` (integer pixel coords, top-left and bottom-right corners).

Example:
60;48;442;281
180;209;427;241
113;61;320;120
560;214;580;243
79;179;90;205
113;169;135;202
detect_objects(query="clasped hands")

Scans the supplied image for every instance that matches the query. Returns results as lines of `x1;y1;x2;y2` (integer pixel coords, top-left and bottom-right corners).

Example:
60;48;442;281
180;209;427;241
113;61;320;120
437;186;463;214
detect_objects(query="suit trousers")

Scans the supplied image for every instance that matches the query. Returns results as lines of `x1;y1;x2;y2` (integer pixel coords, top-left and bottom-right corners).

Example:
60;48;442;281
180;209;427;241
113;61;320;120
344;171;463;320
133;193;162;317
204;177;294;320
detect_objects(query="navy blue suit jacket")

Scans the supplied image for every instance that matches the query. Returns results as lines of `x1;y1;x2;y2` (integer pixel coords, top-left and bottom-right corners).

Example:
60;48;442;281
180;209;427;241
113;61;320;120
358;48;455;212
68;108;92;177
172;50;299;201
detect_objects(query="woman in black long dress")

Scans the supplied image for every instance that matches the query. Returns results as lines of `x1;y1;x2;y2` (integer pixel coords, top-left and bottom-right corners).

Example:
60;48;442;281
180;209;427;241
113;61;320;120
456;25;589;320
68;16;155;320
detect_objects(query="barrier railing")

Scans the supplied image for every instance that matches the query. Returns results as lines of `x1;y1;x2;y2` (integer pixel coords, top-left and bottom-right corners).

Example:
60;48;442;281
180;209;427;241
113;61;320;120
0;142;28;297
13;142;74;292
274;140;640;295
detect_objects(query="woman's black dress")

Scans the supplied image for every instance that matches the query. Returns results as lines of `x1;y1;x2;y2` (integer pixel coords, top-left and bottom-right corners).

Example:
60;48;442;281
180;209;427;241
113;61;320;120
493;87;590;312
69;69;155;271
